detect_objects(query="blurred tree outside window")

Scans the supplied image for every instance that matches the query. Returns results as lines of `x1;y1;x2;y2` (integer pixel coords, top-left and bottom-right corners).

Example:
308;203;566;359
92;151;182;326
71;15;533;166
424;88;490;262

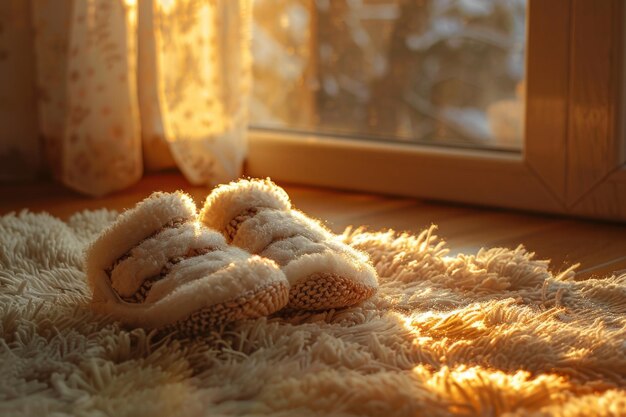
250;0;526;151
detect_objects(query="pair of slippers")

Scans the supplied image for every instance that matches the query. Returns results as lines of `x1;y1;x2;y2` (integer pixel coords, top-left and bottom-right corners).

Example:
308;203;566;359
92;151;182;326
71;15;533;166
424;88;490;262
85;179;379;336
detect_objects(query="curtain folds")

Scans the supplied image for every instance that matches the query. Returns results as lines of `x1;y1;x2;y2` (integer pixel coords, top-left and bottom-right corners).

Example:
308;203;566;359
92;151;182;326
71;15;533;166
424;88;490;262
0;0;252;196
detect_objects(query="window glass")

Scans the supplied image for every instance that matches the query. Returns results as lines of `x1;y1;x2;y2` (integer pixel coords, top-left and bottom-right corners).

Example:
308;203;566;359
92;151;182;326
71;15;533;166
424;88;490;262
250;0;527;151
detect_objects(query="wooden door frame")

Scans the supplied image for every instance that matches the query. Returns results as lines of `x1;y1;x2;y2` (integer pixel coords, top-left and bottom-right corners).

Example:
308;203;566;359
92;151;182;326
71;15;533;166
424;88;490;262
246;0;626;221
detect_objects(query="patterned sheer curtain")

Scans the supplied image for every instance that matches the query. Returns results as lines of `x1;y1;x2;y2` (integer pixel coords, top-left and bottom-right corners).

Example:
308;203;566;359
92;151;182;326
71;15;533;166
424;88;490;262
0;0;251;196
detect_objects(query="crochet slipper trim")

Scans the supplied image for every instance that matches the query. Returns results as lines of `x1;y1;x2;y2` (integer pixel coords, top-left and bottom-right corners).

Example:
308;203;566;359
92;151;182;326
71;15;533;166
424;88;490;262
158;280;290;337
287;272;377;310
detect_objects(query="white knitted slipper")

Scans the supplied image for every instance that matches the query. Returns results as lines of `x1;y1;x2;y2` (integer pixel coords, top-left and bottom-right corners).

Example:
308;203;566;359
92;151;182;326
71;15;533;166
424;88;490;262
199;179;378;311
85;191;289;336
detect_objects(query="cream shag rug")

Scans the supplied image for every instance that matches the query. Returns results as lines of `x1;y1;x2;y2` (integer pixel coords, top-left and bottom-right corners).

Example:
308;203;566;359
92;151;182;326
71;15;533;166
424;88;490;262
1;210;625;417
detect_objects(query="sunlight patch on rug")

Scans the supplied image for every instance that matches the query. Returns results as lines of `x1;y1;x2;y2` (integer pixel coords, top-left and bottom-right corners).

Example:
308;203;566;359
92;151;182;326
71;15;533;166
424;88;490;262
0;210;625;416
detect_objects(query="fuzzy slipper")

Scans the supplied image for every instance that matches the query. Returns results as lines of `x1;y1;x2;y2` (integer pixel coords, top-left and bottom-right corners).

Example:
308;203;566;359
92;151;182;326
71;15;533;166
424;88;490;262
85;191;289;336
199;179;378;311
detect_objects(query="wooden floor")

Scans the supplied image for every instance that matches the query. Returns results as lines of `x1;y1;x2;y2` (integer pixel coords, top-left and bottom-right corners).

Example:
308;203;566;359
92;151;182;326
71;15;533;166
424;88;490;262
2;173;626;280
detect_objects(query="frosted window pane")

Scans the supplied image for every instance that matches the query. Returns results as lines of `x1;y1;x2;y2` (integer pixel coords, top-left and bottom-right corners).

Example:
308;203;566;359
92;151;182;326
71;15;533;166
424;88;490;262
251;0;526;151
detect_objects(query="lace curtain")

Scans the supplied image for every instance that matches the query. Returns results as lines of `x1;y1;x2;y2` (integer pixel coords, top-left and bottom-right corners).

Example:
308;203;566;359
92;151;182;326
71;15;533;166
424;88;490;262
0;0;252;196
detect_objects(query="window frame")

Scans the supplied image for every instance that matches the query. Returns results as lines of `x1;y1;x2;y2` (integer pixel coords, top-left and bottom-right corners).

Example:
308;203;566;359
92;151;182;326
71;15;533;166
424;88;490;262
246;0;626;221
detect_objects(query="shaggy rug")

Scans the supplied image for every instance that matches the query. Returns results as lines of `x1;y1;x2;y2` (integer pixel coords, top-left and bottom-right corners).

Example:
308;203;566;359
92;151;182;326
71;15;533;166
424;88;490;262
0;210;625;417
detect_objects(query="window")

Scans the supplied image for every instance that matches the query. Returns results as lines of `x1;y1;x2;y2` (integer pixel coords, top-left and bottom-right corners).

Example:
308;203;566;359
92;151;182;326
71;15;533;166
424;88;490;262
251;0;526;151
247;0;626;221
